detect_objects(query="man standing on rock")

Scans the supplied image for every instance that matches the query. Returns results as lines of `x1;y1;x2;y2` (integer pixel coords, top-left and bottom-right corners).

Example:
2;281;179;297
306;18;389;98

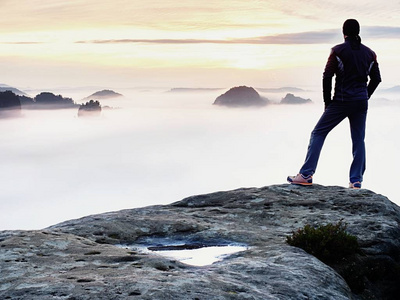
287;19;381;189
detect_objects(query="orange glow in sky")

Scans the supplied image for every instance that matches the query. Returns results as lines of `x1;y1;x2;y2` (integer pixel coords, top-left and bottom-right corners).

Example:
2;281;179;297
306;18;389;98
1;0;399;88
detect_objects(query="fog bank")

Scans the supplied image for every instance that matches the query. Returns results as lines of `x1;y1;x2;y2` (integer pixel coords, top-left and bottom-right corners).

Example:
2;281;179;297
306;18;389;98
1;89;398;230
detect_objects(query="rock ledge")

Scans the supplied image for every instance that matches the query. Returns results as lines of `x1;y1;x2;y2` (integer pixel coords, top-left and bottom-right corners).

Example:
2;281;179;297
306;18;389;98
1;184;399;299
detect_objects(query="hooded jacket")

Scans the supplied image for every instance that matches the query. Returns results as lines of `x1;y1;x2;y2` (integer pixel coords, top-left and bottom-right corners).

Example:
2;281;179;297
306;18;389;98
323;37;381;104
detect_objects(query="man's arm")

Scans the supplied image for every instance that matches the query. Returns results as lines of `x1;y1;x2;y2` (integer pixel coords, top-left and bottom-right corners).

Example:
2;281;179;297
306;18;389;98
322;49;337;108
367;56;382;98
323;77;333;108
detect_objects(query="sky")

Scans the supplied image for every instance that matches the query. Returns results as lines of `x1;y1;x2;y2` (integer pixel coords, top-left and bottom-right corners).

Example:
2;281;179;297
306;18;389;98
1;0;400;90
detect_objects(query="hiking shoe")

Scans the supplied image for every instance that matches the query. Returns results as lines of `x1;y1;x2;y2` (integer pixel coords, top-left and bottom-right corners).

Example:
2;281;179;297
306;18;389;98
349;181;362;189
287;174;313;186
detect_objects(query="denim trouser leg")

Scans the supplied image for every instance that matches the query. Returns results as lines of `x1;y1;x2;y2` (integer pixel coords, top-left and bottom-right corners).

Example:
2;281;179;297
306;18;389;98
348;104;368;183
300;103;347;177
299;100;368;181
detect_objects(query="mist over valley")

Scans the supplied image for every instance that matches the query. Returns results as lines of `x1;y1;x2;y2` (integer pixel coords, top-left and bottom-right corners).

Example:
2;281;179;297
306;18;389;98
1;85;399;230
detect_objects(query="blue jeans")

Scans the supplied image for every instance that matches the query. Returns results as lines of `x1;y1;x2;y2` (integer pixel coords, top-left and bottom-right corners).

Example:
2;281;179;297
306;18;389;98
300;100;368;183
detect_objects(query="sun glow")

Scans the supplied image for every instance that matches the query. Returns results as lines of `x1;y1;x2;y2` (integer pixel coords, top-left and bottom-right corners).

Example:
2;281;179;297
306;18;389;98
0;0;399;87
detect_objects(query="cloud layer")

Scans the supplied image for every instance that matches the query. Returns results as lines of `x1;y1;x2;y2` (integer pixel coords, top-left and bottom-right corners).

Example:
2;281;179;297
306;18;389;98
4;26;399;46
76;26;400;45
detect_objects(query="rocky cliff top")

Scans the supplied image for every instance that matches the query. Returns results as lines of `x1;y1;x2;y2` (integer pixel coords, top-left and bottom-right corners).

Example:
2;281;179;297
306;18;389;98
1;184;399;299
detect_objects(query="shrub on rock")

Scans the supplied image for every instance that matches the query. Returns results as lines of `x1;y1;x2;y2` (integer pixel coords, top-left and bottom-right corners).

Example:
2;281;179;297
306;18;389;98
286;220;360;263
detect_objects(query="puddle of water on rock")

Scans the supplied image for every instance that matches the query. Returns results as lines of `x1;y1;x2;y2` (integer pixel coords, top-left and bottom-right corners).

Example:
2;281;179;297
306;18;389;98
151;245;248;266
122;244;248;266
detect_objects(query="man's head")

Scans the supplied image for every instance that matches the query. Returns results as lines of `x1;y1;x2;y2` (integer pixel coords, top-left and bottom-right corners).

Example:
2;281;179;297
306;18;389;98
343;19;360;37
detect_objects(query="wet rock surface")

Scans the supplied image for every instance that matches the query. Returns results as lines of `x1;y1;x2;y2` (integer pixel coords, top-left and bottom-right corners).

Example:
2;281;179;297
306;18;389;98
1;184;400;299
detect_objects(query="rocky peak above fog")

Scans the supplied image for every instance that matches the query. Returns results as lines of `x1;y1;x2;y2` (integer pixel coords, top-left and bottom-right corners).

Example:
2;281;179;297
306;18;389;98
33;92;76;108
213;86;268;107
0;90;21;117
78;100;102;117
280;93;312;104
1;184;399;299
83;89;123;101
0;84;27;96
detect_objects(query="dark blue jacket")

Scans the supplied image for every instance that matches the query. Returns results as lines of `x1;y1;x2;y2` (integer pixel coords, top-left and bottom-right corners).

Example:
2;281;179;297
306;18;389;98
323;37;381;104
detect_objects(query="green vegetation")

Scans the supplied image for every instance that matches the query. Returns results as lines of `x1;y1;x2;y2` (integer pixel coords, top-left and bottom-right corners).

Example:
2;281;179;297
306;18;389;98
287;221;370;293
286;220;360;263
287;221;400;296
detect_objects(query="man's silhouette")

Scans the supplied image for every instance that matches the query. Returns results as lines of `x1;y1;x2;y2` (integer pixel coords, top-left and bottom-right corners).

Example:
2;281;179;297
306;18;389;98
288;19;382;189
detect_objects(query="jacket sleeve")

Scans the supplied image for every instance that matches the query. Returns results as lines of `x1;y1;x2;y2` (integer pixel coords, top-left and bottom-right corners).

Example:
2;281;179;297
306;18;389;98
367;53;382;98
322;49;337;104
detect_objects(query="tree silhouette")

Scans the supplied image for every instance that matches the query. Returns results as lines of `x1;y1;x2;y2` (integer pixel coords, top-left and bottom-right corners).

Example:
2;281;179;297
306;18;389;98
78;100;102;117
0;91;21;117
34;92;76;109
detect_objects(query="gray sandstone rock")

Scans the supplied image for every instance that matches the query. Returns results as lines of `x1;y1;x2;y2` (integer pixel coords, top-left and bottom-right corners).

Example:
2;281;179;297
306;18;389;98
1;184;399;299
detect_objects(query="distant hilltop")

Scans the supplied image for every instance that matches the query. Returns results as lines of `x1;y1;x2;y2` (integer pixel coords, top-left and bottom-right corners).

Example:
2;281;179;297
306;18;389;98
0;91;22;117
381;85;400;93
83;89;123;101
20;92;78;110
280;93;312;104
213;86;269;107
78;100;102;117
0;91;78;112
213;86;312;107
0;84;28;96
